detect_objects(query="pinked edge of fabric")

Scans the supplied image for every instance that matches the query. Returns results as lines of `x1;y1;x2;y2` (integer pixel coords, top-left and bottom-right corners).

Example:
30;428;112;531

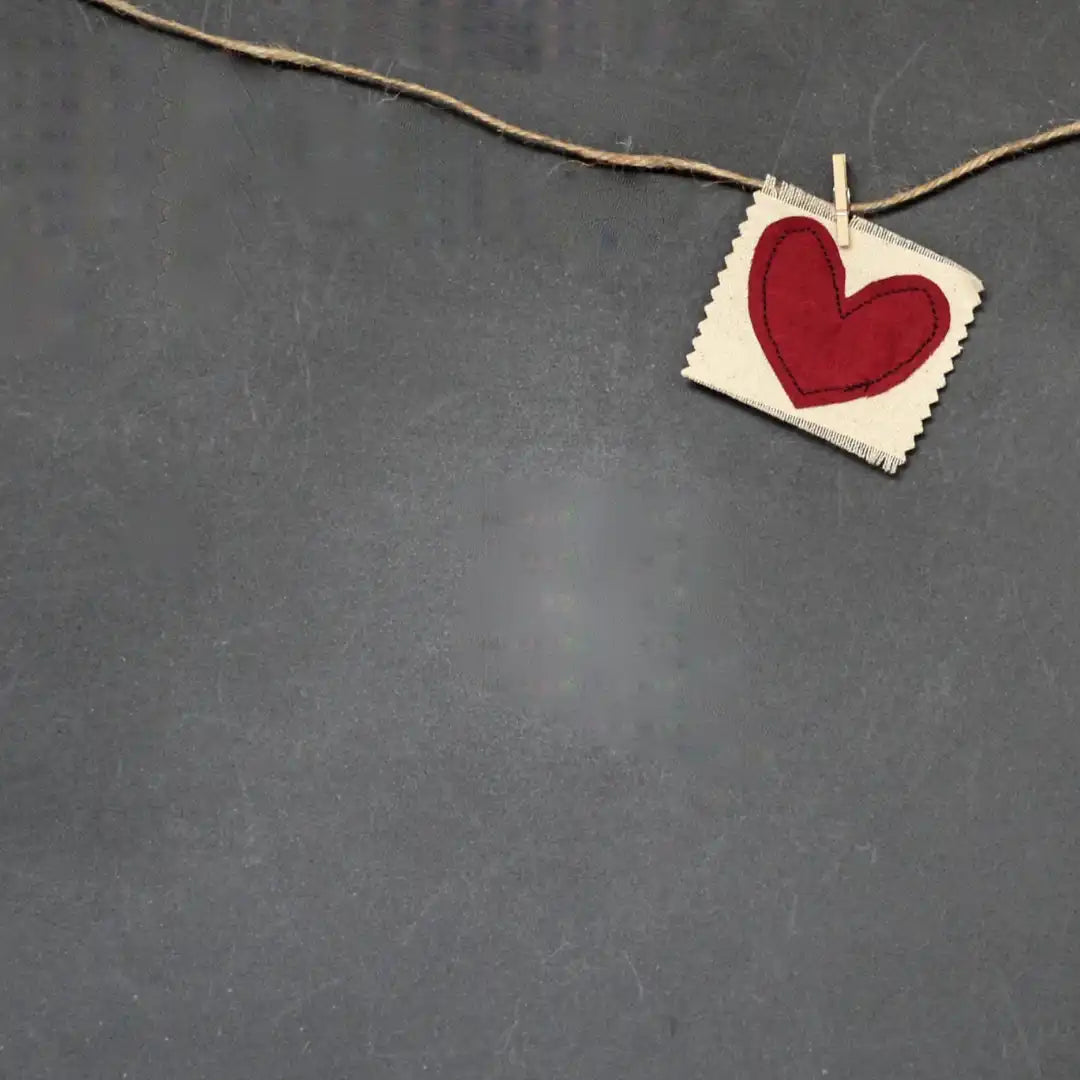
895;288;981;466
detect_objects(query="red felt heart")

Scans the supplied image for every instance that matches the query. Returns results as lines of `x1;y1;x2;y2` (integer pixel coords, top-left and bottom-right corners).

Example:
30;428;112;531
747;216;950;408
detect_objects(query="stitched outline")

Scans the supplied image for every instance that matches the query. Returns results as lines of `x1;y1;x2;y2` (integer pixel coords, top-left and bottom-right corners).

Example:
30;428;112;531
758;221;946;397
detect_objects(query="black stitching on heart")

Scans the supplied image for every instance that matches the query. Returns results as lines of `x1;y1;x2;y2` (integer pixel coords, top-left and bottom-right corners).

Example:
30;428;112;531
759;223;944;396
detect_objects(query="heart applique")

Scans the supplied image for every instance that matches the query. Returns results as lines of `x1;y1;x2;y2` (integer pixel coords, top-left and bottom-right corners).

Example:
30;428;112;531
748;216;951;408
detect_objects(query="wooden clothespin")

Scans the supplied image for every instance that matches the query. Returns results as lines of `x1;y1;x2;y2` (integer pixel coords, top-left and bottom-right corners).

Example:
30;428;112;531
832;153;851;247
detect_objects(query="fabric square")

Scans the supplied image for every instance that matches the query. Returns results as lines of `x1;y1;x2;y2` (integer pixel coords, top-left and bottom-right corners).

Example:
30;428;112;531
683;176;983;472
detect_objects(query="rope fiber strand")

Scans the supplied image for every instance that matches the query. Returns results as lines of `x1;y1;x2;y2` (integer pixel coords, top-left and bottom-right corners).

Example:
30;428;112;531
86;0;1079;216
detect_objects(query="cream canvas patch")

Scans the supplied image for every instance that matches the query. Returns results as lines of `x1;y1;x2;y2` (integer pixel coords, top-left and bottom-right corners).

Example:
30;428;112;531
683;176;983;473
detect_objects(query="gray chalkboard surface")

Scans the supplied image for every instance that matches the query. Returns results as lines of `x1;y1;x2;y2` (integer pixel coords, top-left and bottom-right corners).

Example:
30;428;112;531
2;1;1078;1076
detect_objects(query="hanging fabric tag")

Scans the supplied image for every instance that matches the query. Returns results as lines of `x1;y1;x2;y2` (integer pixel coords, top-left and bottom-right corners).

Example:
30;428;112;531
683;176;983;473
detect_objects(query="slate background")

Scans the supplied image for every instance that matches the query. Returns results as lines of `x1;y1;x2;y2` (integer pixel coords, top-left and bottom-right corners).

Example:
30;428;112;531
2;1;1079;1077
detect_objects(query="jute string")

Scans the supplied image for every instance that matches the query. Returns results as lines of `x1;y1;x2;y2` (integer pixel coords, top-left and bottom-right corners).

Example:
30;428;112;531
85;0;1079;216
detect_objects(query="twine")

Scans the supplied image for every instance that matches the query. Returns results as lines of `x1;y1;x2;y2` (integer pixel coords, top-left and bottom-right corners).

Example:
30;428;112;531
85;0;1079;216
